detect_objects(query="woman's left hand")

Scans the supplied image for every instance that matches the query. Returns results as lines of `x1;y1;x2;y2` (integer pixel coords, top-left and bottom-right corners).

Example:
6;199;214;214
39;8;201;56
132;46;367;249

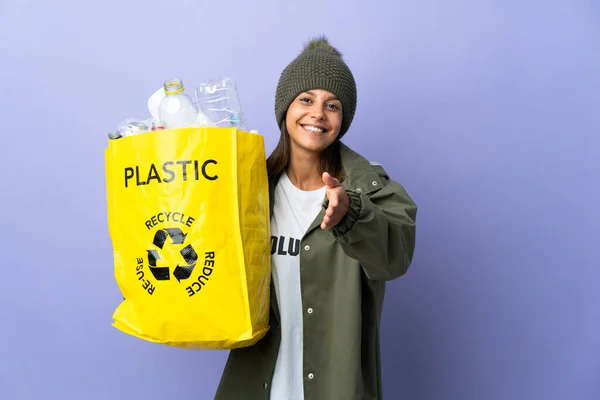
321;172;350;229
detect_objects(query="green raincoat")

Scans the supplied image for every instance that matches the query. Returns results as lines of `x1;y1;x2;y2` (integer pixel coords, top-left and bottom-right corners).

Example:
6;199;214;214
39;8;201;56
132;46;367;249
215;142;418;399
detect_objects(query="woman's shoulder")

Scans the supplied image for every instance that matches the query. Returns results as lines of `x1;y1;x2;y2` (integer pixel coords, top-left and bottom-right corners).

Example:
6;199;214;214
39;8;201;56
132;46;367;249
339;142;417;209
338;142;398;195
339;142;390;179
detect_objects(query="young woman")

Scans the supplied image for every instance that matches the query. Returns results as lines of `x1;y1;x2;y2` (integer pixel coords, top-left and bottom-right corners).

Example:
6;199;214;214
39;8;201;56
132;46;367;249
215;36;418;400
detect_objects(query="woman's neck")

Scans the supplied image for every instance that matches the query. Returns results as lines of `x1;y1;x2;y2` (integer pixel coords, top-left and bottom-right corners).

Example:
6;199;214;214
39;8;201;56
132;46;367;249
286;149;324;191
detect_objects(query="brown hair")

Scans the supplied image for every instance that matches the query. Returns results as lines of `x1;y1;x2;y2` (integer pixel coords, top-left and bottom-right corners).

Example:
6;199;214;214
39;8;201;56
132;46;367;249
266;120;344;185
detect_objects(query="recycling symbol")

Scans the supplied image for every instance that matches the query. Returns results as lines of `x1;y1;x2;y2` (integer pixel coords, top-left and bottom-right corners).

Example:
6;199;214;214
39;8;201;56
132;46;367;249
146;228;198;282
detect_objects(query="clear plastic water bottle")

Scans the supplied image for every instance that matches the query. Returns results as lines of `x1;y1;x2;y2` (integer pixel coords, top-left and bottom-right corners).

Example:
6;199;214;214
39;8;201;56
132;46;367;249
195;77;247;130
158;78;199;129
230;113;243;127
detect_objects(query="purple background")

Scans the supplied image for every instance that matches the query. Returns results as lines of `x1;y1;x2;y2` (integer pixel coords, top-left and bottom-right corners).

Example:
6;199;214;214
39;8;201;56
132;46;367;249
1;0;598;399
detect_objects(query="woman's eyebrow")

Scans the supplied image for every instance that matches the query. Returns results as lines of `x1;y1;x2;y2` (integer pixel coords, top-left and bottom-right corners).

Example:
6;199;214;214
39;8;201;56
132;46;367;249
304;90;340;101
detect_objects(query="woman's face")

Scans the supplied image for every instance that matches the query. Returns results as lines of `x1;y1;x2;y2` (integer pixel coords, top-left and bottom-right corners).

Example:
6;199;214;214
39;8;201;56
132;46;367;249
285;89;343;156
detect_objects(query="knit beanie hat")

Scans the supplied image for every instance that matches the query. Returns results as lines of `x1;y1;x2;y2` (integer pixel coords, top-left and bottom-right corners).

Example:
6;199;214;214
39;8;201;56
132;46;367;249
275;36;357;137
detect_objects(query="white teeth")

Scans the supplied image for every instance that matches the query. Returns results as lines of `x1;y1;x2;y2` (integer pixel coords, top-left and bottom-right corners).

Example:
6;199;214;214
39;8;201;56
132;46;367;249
304;125;324;133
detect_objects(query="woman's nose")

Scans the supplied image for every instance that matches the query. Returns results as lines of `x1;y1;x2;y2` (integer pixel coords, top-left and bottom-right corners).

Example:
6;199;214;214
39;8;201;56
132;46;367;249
310;107;326;120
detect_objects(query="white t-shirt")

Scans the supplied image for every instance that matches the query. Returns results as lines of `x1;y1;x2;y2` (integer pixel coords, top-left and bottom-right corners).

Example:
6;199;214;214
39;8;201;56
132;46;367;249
269;172;326;400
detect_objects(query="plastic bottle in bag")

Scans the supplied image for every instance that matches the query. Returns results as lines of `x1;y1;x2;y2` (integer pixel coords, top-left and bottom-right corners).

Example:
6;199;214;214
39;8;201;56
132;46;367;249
195;77;247;130
158;78;199;129
109;118;150;139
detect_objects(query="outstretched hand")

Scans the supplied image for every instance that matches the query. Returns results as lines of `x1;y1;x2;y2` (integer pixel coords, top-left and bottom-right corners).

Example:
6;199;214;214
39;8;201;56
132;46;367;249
321;172;350;230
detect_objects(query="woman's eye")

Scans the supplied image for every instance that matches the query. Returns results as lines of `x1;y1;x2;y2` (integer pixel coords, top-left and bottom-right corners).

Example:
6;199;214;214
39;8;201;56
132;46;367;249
327;103;340;110
299;97;311;103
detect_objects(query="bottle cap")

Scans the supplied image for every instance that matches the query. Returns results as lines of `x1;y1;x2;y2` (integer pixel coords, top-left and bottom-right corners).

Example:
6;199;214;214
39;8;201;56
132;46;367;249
163;78;185;95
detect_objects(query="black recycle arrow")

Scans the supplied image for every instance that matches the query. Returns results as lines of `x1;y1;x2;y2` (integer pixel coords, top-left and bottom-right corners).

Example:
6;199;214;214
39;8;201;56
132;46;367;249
147;249;170;280
152;228;187;249
147;228;197;282
174;244;198;282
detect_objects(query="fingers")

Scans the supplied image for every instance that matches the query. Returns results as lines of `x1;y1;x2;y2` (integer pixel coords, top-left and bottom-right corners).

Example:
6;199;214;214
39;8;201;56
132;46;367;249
328;192;339;208
321;203;335;229
322;172;340;188
321;207;341;229
321;213;338;229
321;188;350;229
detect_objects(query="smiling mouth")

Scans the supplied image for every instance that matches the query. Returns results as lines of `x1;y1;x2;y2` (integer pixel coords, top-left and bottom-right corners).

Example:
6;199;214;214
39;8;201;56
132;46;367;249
301;124;327;133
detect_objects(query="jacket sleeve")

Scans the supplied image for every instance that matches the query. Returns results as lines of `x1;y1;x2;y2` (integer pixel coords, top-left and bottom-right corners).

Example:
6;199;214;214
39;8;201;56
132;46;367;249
327;169;418;281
